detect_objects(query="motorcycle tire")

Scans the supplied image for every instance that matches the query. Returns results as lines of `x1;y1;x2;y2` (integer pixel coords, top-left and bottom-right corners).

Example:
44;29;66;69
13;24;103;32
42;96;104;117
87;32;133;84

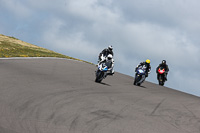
95;70;104;83
133;80;136;85
134;75;141;86
158;75;165;86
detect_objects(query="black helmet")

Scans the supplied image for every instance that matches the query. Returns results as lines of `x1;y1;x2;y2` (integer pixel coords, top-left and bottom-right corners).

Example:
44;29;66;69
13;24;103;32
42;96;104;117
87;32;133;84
162;60;166;64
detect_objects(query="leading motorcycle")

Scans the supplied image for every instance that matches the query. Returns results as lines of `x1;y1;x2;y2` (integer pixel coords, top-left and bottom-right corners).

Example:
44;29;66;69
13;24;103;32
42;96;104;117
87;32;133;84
95;58;112;83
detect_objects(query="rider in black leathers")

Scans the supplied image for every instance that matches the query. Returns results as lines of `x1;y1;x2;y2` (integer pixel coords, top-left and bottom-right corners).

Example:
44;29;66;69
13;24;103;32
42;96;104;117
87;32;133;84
135;59;151;77
156;60;169;81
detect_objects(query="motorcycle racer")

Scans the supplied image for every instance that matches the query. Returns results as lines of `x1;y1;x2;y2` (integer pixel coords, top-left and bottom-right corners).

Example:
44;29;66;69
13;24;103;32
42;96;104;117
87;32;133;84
156;60;169;81
135;59;151;77
98;54;114;75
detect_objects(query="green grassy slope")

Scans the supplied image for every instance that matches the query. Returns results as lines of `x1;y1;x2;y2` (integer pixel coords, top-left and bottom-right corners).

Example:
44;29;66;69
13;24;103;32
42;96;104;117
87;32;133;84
0;34;92;64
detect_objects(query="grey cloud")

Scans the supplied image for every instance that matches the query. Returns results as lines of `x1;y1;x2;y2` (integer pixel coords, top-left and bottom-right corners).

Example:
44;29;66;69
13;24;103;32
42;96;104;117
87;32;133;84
1;0;33;19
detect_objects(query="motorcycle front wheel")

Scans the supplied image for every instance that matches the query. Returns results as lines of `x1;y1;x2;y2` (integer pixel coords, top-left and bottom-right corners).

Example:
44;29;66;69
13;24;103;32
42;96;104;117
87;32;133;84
158;75;164;86
95;70;104;83
134;75;141;86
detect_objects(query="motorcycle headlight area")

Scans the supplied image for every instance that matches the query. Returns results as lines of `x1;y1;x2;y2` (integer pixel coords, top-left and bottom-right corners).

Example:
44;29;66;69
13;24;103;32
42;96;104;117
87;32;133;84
138;69;144;73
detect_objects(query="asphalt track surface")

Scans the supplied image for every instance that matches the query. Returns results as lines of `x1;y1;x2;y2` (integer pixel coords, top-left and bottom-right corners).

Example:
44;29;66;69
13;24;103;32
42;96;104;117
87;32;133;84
0;58;200;133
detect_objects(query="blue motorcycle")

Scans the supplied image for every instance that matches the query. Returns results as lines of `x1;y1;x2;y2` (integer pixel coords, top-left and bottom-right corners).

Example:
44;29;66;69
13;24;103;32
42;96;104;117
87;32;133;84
133;66;147;86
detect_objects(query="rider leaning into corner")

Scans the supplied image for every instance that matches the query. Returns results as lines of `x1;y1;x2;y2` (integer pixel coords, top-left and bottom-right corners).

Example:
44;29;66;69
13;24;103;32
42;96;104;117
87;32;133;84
98;45;114;61
135;59;151;77
156;60;169;81
98;45;115;75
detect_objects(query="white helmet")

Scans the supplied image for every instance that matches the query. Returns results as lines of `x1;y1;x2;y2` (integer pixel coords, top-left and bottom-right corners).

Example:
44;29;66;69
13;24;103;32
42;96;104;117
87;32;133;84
107;54;113;60
108;45;113;50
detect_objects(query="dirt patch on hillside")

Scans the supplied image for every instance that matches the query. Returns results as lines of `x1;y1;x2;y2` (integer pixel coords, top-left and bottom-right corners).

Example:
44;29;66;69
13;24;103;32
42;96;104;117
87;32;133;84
0;34;39;48
0;34;55;53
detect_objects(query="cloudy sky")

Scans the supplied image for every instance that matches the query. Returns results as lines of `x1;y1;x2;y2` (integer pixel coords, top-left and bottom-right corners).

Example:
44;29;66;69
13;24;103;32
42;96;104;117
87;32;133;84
1;0;200;96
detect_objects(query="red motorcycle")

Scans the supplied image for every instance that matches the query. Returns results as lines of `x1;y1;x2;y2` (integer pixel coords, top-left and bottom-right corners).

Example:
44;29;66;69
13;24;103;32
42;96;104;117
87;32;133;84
157;67;166;86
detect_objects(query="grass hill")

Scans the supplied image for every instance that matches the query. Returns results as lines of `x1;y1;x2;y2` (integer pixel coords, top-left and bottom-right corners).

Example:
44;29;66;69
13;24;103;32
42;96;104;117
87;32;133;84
0;34;91;64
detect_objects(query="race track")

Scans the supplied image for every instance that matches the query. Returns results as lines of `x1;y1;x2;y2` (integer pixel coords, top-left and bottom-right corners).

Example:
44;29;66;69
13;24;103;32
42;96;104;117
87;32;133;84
0;58;200;133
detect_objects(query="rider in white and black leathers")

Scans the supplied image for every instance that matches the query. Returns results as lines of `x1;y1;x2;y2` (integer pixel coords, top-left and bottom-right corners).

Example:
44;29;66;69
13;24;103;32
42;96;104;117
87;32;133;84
156;60;169;81
98;46;114;75
98;45;114;62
